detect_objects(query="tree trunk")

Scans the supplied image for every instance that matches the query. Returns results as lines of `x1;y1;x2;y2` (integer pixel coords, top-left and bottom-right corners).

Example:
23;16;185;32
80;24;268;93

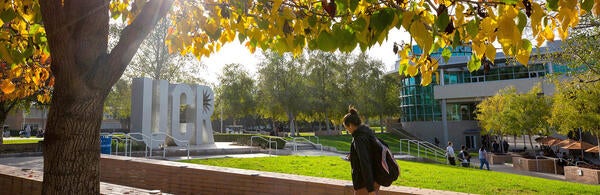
528;133;535;152
379;114;384;133
513;135;517;151
324;112;331;135
39;0;173;193
287;112;295;136
43;92;106;193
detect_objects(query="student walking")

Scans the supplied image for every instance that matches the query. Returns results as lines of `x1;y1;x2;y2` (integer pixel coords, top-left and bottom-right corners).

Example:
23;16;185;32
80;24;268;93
479;146;490;170
343;107;380;195
446;142;456;166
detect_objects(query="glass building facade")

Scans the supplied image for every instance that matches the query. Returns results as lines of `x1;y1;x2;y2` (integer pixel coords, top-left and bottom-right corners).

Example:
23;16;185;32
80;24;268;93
399;50;569;122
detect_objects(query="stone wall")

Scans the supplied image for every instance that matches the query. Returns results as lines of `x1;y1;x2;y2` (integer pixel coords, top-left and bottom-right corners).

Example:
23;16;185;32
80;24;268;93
564;166;600;184
487;153;515;164
512;157;562;174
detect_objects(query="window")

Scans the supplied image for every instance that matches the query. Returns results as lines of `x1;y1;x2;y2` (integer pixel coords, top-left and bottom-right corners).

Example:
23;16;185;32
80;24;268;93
465;135;476;149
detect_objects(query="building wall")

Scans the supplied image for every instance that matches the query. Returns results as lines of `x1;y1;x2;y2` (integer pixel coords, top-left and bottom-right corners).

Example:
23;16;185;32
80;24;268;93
3;108;124;132
401;120;479;149
434;78;555;100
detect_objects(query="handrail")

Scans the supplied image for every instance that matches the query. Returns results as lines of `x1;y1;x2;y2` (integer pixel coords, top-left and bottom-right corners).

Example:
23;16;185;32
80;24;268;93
110;132;128;156
251;136;277;155
269;136;288;144
399;139;446;164
399;139;410;155
292;137;323;151
126;133;152;158
306;136;320;144
152;132;190;160
111;136;124;156
575;161;589;166
141;133;165;158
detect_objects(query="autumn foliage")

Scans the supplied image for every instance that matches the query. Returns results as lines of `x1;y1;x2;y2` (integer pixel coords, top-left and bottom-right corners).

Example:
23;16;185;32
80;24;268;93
149;0;597;86
0;0;52;104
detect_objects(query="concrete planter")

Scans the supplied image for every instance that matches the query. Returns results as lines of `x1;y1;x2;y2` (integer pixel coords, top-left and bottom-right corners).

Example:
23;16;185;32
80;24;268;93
487;153;514;164
0;143;42;153
565;166;600;184
512;156;563;174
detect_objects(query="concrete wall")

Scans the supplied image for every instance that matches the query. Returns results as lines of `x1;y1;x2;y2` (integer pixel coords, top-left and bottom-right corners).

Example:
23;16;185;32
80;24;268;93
401;121;479;149
434;78;555;101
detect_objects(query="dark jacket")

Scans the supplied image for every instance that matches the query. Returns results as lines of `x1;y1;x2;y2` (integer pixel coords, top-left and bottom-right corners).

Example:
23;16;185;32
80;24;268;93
350;125;377;192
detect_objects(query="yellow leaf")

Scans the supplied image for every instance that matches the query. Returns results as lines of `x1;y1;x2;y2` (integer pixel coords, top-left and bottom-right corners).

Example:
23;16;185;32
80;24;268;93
421;71;432;86
37;94;44;103
401;11;414;30
543;21;555;41
531;3;544;37
1;79;16;94
407;64;418;77
410;21;433;54
485;44;497;63
497;14;520;56
472;41;486;59
594;0;600;16
558;27;569;40
516;39;532;65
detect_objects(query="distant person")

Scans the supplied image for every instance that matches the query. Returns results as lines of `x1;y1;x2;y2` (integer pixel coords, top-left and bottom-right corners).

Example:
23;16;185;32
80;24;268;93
434;137;440;147
343;106;380;194
25;125;31;138
479;145;490;170
502;140;509;153
492;141;499;153
458;145;471;167
446;141;456;166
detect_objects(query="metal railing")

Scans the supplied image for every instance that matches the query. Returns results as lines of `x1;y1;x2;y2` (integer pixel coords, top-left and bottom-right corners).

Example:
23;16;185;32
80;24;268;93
250;136;278;155
292;137;323;151
152;132;190;160
305;136;320;144
125;133;152;158
399;139;446;163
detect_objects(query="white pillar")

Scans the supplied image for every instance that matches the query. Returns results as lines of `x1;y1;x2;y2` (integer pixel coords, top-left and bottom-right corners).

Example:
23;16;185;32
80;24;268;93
441;99;448;145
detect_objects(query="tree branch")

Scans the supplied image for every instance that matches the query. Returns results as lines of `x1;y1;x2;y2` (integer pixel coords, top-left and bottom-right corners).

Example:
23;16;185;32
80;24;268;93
95;0;174;90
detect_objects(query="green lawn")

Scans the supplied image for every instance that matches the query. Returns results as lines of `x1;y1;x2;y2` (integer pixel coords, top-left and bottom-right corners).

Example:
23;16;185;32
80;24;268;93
2;137;43;144
180;156;600;195
312;132;447;163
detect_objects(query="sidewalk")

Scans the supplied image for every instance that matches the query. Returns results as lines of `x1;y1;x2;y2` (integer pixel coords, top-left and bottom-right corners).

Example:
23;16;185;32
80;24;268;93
464;160;565;181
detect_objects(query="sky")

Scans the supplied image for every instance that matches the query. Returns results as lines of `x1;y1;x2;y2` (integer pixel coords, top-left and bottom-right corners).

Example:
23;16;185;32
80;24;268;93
198;29;411;85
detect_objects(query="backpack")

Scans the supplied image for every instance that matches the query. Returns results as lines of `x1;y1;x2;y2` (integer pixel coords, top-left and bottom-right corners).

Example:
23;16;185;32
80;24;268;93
373;137;400;187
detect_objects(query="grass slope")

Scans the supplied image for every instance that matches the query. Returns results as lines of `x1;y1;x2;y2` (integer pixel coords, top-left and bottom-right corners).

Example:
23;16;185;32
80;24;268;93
181;156;600;195
2;137;43;144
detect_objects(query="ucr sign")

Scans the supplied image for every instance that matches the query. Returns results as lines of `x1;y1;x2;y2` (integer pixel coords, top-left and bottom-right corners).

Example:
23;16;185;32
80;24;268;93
131;78;214;148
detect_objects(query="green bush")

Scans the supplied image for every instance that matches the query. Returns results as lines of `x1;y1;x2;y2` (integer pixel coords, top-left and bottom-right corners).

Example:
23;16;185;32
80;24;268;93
214;134;286;149
110;140;147;152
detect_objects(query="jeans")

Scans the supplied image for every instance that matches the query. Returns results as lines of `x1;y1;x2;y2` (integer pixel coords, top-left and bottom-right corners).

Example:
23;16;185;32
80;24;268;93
479;158;490;170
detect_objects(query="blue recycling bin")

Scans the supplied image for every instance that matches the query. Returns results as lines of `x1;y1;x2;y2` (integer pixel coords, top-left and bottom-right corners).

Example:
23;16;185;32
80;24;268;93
100;135;112;154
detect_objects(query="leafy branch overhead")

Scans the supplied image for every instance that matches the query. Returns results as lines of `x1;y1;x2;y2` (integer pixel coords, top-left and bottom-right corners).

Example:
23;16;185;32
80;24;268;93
155;0;593;86
4;0;598;92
